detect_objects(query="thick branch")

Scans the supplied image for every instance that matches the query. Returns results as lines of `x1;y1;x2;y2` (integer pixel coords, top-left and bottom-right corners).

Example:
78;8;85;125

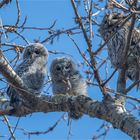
0;51;39;101
0;51;26;90
1;93;140;139
0;49;140;139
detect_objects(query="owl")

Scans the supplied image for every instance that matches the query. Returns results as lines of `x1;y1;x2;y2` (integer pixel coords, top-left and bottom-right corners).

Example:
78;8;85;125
99;12;140;88
7;43;48;109
50;57;87;119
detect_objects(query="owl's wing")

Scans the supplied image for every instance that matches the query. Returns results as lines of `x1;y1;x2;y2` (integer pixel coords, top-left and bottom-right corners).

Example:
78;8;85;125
71;71;87;96
126;29;140;90
130;29;140;57
7;59;31;98
15;59;32;77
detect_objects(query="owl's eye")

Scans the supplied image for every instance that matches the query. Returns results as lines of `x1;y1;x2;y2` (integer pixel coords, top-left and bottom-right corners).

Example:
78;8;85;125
113;16;118;20
35;50;40;54
56;65;61;71
65;66;69;70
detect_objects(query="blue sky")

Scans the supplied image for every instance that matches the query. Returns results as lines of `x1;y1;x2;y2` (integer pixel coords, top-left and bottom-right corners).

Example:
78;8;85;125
0;0;134;139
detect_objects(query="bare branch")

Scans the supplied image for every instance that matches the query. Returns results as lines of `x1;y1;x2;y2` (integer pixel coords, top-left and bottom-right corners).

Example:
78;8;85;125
3;116;16;140
9;118;20;140
102;68;117;86
126;80;140;93
0;49;140;139
67;34;91;67
106;87;140;103
15;0;20;27
24;114;64;136
71;0;105;94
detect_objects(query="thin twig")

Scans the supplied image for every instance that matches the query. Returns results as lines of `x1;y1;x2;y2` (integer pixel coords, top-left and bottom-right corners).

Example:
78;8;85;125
67;34;91;67
67;119;73;140
24;114;64;136
9;117;20;140
41;26;80;43
71;0;92;48
15;0;20;27
89;0;93;43
102;68;117;86
106;87;140;103
1;43;24;50
3;116;16;140
0;16;8;41
97;57;109;70
110;0;129;11
14;30;29;44
71;0;105;94
110;0;140;14
125;80;140;93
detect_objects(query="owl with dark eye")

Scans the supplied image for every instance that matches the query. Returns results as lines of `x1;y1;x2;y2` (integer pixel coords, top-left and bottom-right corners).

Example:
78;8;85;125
50;57;87;96
7;43;48;111
99;12;140;89
50;57;87;119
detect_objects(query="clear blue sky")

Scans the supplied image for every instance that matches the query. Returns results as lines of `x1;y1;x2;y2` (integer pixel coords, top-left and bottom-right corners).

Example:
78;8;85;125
0;0;133;140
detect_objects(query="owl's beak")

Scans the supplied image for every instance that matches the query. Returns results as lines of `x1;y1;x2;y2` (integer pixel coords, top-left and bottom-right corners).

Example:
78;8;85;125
62;78;72;91
31;53;36;59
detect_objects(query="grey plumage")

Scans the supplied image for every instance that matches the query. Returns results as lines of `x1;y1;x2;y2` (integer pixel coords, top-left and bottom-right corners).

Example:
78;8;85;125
50;57;87;119
99;12;140;88
7;43;48;109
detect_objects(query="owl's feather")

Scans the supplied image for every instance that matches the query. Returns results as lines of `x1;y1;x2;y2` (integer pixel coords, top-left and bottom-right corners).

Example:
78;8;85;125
50;57;87;120
99;12;140;89
7;43;48;110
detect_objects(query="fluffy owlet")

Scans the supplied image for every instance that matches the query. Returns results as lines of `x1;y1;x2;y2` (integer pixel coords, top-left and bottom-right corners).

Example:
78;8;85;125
99;12;140;88
7;43;48;109
50;57;87;119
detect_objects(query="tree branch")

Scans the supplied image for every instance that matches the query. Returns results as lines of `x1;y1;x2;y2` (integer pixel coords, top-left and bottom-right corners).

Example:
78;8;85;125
0;46;140;139
71;0;105;94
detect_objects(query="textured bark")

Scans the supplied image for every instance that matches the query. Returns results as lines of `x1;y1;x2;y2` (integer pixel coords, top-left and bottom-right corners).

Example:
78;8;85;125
0;51;27;91
0;52;140;139
0;93;140;139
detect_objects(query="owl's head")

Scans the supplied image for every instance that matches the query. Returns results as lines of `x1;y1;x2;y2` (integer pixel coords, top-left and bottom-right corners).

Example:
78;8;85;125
23;43;48;60
101;12;125;26
99;12;126;39
50;57;78;80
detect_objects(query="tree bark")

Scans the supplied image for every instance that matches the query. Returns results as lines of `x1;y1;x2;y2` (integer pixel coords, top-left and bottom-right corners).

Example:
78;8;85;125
0;51;140;139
